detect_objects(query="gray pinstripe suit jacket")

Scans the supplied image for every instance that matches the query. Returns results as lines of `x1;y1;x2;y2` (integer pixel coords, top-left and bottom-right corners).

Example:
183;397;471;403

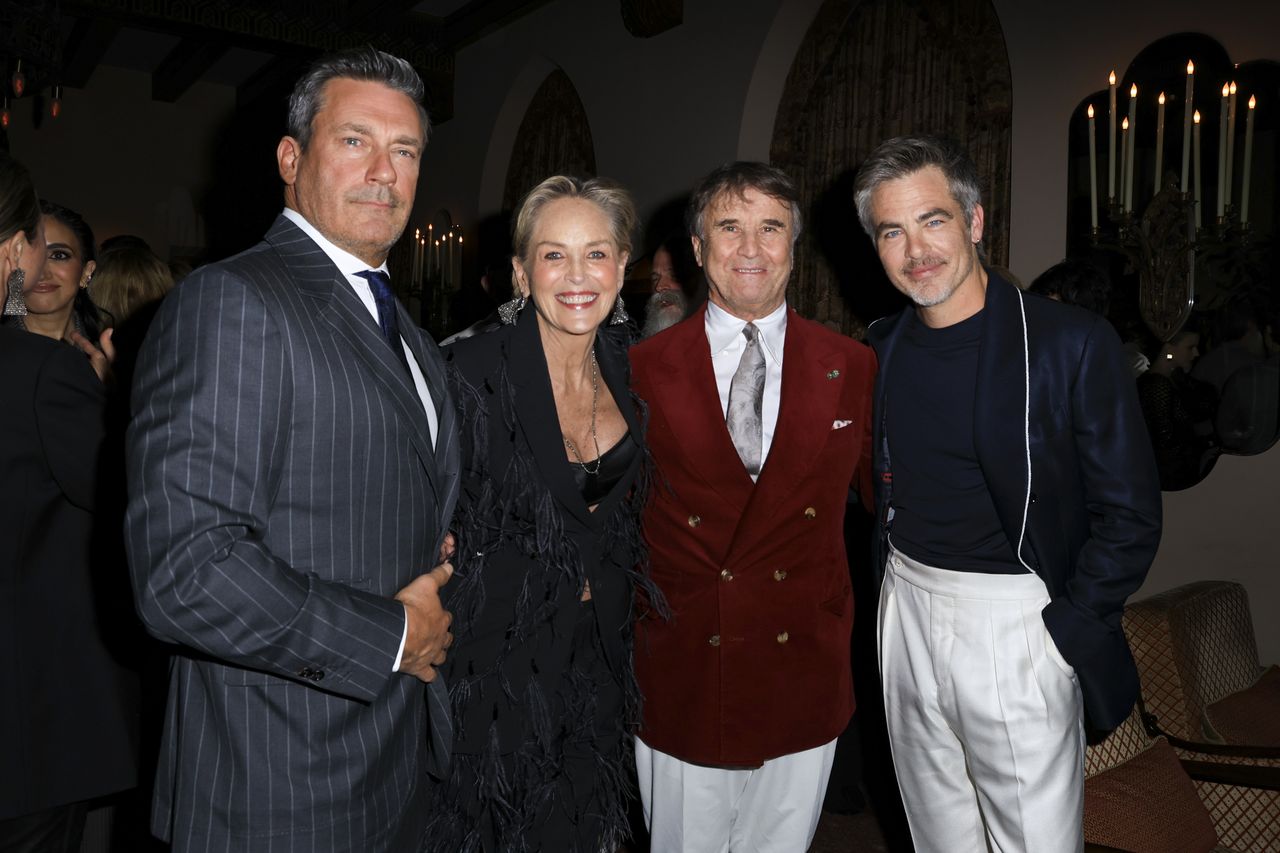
126;215;459;852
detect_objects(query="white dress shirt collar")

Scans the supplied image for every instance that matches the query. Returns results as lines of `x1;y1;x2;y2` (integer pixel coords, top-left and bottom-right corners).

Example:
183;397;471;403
705;298;788;363
281;207;388;278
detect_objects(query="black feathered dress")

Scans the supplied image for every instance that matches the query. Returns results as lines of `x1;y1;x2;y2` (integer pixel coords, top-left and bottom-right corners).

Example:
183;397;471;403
423;307;662;852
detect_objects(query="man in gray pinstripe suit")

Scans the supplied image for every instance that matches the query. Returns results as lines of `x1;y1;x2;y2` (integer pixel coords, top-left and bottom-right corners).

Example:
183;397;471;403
126;48;459;852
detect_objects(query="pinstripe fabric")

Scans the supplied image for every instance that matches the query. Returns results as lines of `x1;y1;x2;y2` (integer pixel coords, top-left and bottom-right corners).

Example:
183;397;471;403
125;216;459;852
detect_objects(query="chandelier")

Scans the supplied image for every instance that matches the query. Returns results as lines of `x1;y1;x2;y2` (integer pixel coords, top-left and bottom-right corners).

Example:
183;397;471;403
1;0;63;128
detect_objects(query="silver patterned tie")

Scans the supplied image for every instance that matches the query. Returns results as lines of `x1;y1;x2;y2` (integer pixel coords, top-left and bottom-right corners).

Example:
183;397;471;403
726;322;765;475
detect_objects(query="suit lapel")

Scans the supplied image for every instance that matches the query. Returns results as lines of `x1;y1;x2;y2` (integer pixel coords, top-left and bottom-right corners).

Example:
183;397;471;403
506;311;597;528
649;306;754;510
973;273;1032;565
266;216;440;494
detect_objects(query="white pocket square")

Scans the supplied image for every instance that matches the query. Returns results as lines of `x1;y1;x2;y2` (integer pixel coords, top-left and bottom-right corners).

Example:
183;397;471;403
832;419;853;430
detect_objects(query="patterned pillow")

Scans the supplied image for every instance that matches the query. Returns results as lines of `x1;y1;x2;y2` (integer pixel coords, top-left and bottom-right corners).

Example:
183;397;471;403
1084;736;1218;853
1204;665;1280;747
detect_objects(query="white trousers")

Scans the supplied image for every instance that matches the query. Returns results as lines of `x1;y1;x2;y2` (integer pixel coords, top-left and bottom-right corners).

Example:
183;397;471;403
635;736;836;853
878;547;1085;853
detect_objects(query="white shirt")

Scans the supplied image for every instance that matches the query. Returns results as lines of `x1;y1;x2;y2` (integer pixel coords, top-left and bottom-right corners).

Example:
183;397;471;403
282;208;434;672
705;299;787;482
282;208;438;446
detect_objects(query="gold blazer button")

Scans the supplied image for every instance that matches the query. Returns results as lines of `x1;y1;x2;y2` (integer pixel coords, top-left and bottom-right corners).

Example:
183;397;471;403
776;631;790;644
709;634;721;647
720;569;734;581
688;514;701;528
774;570;787;581
804;507;817;519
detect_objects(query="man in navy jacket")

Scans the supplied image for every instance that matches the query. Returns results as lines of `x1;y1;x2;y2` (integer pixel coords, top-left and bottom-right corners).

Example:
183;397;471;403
854;135;1161;853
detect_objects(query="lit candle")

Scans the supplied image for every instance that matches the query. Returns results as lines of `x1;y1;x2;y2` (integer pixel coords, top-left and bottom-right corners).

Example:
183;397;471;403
1155;92;1166;192
1225;81;1238;206
1241;95;1256;225
1108;70;1118;201
434;239;440;283
412;228;421;286
1088;104;1098;229
447;232;454;289
1193;110;1203;228
1217;82;1229;219
456;235;464;288
1120;117;1130;212
1181;61;1194;193
1126;84;1138;211
418;237;425;287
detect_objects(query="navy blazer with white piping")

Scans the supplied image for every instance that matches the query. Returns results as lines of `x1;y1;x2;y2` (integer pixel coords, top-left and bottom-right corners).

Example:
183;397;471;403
867;270;1162;732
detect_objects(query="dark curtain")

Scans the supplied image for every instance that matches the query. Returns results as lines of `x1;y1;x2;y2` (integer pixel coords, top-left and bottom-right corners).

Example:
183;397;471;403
770;0;1012;336
502;69;598;211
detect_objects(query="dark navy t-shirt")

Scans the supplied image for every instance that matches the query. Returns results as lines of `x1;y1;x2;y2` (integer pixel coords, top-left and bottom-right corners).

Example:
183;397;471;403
885;309;1027;574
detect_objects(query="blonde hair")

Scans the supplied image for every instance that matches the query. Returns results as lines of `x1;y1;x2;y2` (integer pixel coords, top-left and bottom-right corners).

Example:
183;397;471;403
92;246;175;326
510;175;636;291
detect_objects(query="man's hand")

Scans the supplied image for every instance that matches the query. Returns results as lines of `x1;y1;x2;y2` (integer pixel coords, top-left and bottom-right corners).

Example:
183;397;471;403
395;559;454;683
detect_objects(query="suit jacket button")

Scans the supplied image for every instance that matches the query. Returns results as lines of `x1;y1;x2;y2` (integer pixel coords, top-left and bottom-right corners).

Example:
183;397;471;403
773;570;787;581
297;667;313;678
776;631;790;644
311;670;324;681
1029;491;1039;503
708;634;721;647
688;515;701;527
803;507;817;519
720;569;734;581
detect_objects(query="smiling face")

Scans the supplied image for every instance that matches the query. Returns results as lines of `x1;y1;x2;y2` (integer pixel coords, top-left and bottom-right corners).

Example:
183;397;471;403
868;165;987;327
693;186;794;321
515;197;627;343
278;77;423;266
26;214;92;330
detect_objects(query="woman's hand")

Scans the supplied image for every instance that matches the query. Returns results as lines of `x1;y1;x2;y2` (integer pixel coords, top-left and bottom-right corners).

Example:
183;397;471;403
68;327;115;384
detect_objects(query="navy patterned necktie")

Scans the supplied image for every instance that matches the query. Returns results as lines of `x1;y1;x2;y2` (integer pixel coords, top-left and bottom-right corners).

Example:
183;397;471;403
356;270;411;375
726;322;765;475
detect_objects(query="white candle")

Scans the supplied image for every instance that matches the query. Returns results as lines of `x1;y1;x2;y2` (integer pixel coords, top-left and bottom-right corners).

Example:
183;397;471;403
1225;81;1238;206
1181;61;1194;193
434;239;440;282
1217;83;1229;219
447;233;454;289
1109;70;1118;201
1155;92;1166;192
1120;117;1130;212
456;235;464;289
1125;84;1138;211
1241;95;1256;225
412;228;421;286
1193;111;1203;228
1088;104;1098;229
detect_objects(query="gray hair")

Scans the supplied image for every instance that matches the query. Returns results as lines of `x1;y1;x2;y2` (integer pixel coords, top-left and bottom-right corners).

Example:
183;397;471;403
511;175;638;275
287;46;429;148
686;162;803;245
853;135;982;237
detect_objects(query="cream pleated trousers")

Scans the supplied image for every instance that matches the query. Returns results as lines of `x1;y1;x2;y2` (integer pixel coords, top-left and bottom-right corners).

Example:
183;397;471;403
878;547;1085;853
635;736;836;853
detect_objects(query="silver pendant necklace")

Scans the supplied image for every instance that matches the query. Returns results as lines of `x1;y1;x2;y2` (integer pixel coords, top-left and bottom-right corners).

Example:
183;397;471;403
564;351;602;475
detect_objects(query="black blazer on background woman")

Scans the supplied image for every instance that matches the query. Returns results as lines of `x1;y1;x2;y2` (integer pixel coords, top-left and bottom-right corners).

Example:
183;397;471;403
0;326;137;821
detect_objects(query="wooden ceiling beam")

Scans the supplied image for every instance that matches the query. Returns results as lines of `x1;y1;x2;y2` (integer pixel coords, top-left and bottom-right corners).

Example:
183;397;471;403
60;15;120;89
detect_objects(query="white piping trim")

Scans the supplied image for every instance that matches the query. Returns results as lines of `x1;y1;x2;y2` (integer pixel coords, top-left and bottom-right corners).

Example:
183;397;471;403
1015;288;1033;571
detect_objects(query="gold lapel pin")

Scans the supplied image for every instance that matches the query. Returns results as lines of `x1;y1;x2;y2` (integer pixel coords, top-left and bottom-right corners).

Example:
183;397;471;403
826;369;840;380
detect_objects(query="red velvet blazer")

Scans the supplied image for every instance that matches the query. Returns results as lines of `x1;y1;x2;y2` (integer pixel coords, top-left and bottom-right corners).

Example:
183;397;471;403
632;305;875;766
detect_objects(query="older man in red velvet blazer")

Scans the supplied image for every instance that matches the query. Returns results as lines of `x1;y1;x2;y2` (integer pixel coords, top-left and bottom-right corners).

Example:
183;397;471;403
631;162;875;852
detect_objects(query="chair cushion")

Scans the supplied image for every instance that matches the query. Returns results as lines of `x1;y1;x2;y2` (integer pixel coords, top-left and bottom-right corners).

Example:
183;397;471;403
1084;736;1218;853
1203;665;1280;747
